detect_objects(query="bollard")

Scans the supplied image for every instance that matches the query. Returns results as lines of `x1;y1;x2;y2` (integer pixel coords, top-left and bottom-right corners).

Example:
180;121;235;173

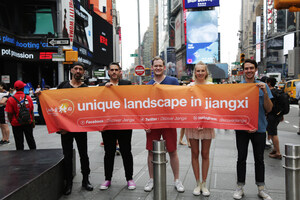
152;140;168;200
283;144;300;200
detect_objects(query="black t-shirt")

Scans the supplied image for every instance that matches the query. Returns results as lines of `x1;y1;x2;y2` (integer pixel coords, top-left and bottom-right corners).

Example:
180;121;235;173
57;80;88;89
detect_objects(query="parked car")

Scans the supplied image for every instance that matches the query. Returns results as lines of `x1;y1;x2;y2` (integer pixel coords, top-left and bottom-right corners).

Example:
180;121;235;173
284;79;300;103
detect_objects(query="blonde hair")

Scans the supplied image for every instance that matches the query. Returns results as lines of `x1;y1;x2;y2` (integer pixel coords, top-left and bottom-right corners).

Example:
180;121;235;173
192;61;209;81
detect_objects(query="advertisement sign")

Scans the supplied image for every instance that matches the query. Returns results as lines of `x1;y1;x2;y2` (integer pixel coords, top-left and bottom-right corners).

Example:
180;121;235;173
0;32;55;50
40;84;259;133
61;0;75;49
186;10;219;64
1;75;10;84
256;16;261;62
92;12;113;65
185;0;219;8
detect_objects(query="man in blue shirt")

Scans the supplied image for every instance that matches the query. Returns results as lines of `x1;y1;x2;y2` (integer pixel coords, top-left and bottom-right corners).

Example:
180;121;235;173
144;56;184;193
296;82;300;135
233;59;273;200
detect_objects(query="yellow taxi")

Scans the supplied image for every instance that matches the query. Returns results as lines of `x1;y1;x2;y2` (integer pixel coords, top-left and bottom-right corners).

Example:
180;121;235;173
284;79;300;103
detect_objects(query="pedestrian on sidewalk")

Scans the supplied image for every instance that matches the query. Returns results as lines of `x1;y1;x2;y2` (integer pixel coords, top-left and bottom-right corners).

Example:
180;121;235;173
144;56;185;193
266;77;283;159
5;80;36;150
0;82;10;145
185;62;215;197
99;62;136;190
233;59;273;200
56;62;93;195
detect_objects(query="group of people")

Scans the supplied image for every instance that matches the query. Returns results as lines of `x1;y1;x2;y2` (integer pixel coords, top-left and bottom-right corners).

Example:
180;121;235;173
2;57;275;200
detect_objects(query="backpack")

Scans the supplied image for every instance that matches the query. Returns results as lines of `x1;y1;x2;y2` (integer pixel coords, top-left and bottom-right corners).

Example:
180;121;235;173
12;94;31;125
271;89;290;116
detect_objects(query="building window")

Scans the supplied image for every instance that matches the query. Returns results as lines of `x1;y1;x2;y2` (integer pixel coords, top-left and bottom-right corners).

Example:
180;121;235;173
22;6;54;35
0;3;10;30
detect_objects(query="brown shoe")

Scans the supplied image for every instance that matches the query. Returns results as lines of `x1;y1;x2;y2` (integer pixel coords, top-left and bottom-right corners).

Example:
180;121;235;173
269;150;276;156
269;154;282;159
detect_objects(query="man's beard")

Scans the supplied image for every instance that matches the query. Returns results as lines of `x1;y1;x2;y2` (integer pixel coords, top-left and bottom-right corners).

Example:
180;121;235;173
74;73;82;80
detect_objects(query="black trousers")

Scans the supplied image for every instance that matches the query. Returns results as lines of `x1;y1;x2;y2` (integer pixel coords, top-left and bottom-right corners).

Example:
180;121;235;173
61;132;90;183
235;130;266;186
102;130;133;181
12;124;36;150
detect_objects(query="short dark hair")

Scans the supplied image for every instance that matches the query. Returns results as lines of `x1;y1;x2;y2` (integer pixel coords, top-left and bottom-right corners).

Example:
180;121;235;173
0;82;7;90
241;59;258;69
151;56;165;66
71;62;85;70
108;62;121;70
260;76;268;83
266;77;276;87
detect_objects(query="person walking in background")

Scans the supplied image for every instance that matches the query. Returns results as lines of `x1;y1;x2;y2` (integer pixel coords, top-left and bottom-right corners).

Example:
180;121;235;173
185;62;215;197
144;56;184;193
178;128;190;147
0;82;10;145
99;62;136;190
266;77;283;159
56;62;93;195
233;59;273;200
5;80;36;150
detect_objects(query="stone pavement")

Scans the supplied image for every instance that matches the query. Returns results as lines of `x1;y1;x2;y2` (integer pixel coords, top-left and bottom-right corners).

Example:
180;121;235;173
1;125;299;200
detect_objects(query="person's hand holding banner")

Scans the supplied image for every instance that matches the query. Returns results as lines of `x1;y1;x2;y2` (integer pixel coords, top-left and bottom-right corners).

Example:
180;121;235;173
39;83;259;133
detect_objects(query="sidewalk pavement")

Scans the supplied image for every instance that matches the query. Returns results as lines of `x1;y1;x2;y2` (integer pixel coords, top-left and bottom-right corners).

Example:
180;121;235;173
1;126;299;200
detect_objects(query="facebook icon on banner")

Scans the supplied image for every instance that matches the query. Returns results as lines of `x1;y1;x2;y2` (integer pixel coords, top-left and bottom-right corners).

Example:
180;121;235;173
185;0;219;9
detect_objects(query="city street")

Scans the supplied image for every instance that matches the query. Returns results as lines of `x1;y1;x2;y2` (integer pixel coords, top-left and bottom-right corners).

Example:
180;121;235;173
0;105;299;200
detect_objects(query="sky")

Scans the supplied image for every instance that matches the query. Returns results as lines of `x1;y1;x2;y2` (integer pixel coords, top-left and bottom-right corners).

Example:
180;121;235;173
116;0;241;69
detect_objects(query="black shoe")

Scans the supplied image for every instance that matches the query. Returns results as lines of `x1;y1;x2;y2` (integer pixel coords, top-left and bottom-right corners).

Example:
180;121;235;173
297;132;300;135
64;184;72;195
82;180;93;191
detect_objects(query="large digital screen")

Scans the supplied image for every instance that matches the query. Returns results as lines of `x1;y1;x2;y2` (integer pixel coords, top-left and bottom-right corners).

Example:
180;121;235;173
186;10;218;64
185;0;219;9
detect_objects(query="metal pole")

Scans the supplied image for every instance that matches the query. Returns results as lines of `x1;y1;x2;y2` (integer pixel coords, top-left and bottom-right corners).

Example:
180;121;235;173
152;140;168;200
57;0;64;85
137;0;142;85
283;144;300;200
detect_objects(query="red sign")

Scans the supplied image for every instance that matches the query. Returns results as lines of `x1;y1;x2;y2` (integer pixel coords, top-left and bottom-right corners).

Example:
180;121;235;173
135;65;145;76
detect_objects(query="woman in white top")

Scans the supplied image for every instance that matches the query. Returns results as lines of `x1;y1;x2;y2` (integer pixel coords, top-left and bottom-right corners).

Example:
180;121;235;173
185;61;215;197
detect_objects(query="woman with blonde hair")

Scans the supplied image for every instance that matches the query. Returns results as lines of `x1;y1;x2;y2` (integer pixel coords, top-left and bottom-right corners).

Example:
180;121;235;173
185;61;215;196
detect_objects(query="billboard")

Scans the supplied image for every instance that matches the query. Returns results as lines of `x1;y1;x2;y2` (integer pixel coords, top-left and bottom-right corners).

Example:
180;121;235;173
186;10;219;64
92;12;113;65
185;0;219;9
61;0;75;49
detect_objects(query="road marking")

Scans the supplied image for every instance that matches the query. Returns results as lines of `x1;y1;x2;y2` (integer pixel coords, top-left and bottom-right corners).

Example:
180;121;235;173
293;125;299;129
290;105;299;109
285;121;290;124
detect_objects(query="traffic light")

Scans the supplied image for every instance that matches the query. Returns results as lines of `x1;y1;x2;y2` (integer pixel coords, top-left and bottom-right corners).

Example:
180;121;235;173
274;0;300;11
240;53;245;64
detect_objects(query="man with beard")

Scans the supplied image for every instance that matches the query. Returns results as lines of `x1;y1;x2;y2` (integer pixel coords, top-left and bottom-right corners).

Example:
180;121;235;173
99;62;136;190
57;62;93;195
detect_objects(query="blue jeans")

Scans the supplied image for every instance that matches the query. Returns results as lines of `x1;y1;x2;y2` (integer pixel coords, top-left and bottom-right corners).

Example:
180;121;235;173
235;130;266;186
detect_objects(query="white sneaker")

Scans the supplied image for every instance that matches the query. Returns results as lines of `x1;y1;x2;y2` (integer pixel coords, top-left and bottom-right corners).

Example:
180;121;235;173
144;179;153;192
258;186;272;200
201;182;210;196
174;179;185;193
193;182;201;196
266;139;272;146
233;185;244;199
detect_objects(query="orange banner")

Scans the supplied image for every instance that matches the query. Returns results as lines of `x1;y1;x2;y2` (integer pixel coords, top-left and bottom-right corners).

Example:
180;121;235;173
39;84;259;133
